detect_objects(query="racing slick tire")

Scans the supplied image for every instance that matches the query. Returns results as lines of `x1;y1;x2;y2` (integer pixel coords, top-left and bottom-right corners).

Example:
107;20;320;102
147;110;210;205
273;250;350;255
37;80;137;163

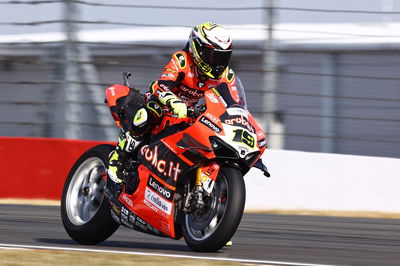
61;144;119;245
182;167;246;252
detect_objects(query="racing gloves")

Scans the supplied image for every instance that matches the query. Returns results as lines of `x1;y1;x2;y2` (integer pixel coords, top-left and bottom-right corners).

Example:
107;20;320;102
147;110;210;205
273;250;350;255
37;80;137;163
158;91;187;118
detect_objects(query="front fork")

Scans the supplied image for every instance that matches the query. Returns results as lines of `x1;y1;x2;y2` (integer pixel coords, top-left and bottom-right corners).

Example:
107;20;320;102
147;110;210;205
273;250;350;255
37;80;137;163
185;162;220;211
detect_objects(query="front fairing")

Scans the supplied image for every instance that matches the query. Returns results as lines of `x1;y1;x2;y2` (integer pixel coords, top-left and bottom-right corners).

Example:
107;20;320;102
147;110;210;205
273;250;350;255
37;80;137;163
169;83;266;172
141;81;267;181
203;88;266;171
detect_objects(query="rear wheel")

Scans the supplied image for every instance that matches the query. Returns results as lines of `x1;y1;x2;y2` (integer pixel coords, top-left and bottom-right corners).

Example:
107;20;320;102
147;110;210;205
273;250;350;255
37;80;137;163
182;167;245;252
60;144;119;245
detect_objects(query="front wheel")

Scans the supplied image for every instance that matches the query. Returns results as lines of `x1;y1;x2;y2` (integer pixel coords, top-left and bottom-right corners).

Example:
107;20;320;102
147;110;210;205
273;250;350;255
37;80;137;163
182;167;246;252
60;144;119;245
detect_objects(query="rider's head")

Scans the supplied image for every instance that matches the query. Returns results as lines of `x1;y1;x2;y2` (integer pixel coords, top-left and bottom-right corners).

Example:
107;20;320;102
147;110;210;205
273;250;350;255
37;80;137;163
188;22;233;79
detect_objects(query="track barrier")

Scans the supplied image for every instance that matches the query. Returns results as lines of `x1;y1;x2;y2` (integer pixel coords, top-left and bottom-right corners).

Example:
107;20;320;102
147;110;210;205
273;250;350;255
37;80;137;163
0;137;114;200
1;137;399;213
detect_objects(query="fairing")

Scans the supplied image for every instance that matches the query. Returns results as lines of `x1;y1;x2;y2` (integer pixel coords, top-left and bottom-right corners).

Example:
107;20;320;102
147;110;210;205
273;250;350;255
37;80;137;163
115;80;266;238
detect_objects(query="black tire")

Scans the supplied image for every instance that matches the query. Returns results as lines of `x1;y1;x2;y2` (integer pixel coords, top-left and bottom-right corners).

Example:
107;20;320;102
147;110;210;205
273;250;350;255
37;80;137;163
60;144;119;245
182;167;245;252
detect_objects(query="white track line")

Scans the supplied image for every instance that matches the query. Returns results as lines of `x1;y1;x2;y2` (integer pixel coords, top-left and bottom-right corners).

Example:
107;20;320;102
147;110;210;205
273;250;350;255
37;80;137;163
0;243;343;266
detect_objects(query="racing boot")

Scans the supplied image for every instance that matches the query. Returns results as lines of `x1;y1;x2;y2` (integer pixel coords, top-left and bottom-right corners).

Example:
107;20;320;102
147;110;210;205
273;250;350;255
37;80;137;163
106;131;142;201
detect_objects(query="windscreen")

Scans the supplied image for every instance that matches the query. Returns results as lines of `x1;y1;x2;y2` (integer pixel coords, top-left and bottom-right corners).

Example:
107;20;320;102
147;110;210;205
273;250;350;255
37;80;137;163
214;77;248;109
235;76;247;109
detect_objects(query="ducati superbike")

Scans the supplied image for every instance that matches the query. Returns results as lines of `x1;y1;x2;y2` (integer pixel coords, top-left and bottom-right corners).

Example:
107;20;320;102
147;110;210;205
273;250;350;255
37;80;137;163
60;72;270;252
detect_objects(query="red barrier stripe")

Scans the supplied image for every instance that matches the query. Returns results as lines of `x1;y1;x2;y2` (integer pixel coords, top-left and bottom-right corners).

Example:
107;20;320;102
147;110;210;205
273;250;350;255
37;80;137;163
0;137;115;200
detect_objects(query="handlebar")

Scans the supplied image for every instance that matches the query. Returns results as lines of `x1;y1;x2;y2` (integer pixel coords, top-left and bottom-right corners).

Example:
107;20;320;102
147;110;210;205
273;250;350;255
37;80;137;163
163;105;205;119
187;106;200;118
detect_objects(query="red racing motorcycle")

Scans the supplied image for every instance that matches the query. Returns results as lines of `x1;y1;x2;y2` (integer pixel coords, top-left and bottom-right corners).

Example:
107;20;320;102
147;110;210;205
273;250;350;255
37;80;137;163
61;72;270;252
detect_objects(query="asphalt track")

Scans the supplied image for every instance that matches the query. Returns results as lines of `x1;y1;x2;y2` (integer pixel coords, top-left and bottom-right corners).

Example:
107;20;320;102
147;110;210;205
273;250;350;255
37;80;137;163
1;204;400;266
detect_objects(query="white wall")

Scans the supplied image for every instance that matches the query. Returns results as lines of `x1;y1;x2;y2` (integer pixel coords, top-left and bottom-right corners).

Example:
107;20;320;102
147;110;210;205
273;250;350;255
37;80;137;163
244;149;400;213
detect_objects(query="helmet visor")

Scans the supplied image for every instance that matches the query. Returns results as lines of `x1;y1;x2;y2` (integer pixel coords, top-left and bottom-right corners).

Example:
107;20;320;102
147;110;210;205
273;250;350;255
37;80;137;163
194;40;232;78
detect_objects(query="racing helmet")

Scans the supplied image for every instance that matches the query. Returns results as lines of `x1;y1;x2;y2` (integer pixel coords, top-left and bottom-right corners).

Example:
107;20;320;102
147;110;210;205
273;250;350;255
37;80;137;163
188;22;233;79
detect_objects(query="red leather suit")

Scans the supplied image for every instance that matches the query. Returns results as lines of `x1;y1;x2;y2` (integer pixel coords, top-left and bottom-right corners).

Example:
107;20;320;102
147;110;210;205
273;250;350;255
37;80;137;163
150;45;241;107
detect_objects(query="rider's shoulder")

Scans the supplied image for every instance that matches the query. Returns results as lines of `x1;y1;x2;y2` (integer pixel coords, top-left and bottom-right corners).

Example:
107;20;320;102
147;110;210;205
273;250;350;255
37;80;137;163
171;50;189;70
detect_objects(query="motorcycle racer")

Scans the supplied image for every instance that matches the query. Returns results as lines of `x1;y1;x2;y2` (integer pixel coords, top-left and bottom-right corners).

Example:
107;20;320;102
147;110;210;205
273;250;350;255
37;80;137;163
105;22;241;197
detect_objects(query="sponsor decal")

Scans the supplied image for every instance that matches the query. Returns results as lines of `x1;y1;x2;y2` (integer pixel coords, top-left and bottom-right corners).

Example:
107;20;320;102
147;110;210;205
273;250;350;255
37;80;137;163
109;86;116;96
205;166;215;177
134;220;146;231
128;213;136;224
145;187;172;215
140;145;182;182
136;216;146;225
199;163;219;193
179;85;204;98
176;93;198;103
227;107;248;118
121;218;133;229
158;83;169;91
205;113;220;124
144;199;161;214
206;92;219;104
121;206;129;216
120;206;133;228
224;115;255;133
119;205;162;235
176;93;192;102
161;221;171;235
170;59;178;69
122;194;133;207
121;218;134;229
200;116;222;134
134;215;149;231
134;215;160;234
147;176;174;201
258;138;267;148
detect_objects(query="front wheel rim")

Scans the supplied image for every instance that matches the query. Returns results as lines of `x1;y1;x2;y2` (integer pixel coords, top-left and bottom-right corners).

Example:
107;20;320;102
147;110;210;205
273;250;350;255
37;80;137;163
184;176;228;241
65;157;107;226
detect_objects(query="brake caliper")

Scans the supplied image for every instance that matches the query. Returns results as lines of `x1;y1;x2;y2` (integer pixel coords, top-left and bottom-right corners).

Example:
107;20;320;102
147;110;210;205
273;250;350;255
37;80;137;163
193;162;220;208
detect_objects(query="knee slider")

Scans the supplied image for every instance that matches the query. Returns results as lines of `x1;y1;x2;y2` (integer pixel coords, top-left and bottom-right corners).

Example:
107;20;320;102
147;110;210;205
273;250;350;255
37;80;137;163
130;107;151;137
133;108;148;127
